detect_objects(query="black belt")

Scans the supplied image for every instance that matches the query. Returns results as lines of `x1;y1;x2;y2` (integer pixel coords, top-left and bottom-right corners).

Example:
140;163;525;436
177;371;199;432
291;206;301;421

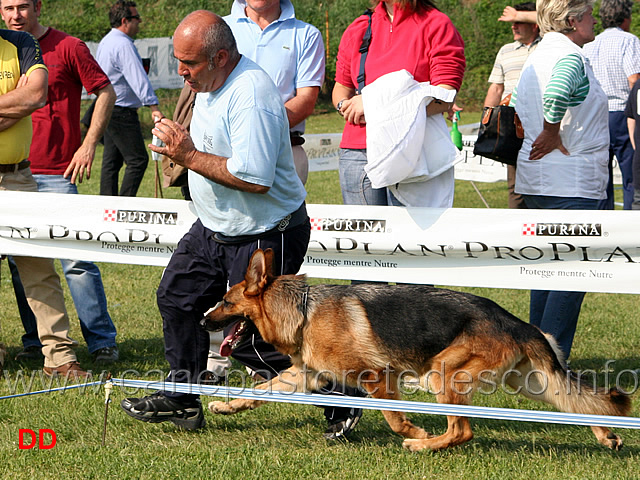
0;160;30;173
212;203;308;244
113;105;138;112
290;132;305;146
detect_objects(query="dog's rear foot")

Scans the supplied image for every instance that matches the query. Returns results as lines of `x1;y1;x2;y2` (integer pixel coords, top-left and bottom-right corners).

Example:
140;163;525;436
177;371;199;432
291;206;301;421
601;431;624;451
591;426;624;451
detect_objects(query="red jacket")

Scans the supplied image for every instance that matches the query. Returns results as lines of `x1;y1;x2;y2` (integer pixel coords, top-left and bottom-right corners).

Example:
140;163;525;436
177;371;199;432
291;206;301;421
335;2;465;149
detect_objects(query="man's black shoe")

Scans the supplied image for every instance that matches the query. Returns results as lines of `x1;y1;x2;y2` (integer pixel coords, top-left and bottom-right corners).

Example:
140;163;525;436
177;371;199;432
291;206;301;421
120;392;205;431
323;407;363;441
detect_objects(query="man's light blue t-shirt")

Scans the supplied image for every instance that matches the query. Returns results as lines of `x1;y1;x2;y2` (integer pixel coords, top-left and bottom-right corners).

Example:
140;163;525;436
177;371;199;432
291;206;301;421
188;56;306;236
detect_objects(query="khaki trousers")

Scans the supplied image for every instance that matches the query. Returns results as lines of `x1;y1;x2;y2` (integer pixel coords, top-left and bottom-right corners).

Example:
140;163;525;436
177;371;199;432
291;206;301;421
0;167;77;368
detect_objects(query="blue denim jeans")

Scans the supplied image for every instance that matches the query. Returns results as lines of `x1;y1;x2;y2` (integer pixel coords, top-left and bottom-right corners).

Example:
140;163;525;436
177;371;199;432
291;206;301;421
12;174;117;353
522;194;600;359
338;149;388;205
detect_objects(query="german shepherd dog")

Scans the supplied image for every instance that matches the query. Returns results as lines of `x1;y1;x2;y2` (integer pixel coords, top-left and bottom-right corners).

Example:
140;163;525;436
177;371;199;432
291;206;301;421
201;249;630;451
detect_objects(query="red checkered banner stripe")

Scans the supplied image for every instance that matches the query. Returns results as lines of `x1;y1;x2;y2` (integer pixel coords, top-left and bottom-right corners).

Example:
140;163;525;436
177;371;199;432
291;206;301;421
522;223;536;236
1;191;638;294
103;209;118;222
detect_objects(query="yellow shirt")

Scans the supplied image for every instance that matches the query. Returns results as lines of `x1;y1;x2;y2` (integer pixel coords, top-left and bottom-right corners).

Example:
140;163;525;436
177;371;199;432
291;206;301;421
0;30;48;165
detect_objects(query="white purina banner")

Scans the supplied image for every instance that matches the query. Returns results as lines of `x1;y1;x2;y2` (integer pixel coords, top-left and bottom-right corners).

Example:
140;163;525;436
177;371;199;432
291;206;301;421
1;191;638;294
0;192;191;267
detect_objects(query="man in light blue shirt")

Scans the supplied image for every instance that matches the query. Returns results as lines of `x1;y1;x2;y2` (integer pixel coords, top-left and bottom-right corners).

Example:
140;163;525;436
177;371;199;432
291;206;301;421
96;0;163;196
224;0;325;184
187;60;305;235
121;10;311;433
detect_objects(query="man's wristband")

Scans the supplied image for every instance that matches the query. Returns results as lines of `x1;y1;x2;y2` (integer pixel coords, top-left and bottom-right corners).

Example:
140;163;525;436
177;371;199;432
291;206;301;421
336;98;347;113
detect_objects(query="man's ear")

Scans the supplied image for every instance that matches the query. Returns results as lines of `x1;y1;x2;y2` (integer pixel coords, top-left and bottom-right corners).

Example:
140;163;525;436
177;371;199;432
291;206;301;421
215;49;230;68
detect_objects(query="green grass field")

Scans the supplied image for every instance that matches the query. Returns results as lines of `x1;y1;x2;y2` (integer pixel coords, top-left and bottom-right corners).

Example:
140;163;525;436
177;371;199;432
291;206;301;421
0;107;638;479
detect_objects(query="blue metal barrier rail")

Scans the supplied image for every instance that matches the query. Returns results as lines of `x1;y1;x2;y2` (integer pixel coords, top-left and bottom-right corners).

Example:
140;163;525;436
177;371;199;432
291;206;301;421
112;378;640;430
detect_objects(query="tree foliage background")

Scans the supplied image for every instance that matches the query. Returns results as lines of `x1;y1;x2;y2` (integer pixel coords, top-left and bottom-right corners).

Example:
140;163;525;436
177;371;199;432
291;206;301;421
38;0;636;110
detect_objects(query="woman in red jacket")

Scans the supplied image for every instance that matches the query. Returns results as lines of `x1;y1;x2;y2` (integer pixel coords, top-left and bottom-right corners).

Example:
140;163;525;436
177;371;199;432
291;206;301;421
332;0;465;206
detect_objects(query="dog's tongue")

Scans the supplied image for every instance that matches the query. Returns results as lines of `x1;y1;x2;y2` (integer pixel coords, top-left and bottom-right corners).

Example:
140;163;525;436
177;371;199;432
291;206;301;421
220;320;243;357
220;340;233;357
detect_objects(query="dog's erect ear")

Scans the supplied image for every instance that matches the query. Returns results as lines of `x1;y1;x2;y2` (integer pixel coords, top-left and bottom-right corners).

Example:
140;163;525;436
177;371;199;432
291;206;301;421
262;248;275;278
244;248;275;296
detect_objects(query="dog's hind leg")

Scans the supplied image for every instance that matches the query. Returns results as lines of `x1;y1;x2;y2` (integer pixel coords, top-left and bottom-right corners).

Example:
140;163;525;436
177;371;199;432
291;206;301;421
403;350;481;451
361;373;431;441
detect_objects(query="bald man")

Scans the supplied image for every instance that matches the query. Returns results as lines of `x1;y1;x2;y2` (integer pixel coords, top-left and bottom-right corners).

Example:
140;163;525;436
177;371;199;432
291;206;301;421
120;10;310;431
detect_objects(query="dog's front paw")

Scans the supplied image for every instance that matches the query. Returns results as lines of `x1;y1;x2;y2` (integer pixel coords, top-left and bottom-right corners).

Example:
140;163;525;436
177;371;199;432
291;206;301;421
402;438;428;452
208;400;238;415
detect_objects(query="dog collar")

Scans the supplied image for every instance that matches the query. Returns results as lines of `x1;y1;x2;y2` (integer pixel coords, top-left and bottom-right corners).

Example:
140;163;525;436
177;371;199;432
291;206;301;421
302;285;310;323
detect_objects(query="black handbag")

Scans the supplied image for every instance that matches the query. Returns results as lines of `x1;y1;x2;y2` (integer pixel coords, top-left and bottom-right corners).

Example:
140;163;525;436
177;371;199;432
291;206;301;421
473;95;524;166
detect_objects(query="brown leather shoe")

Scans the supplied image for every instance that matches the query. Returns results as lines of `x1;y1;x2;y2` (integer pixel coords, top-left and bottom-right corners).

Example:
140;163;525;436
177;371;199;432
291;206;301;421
43;361;89;379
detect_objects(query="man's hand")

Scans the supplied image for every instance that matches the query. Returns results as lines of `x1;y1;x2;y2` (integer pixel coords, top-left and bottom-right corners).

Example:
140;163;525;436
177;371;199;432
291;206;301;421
0;116;20;133
150;106;164;124
499;6;537;23
499;6;518;22
16;73;29;88
64;143;95;184
63;84;115;184
150;118;197;168
150;118;267;194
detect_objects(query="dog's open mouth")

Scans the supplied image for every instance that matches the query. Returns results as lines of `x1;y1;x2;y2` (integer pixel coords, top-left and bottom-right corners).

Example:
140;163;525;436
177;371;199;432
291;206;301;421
220;319;250;357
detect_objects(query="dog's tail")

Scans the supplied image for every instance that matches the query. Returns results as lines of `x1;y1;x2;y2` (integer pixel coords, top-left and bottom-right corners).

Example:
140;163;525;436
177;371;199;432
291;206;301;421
516;333;630;417
510;333;630;449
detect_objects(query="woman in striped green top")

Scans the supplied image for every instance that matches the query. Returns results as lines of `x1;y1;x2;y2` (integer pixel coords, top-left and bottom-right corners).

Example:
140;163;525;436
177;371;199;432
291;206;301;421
510;0;609;360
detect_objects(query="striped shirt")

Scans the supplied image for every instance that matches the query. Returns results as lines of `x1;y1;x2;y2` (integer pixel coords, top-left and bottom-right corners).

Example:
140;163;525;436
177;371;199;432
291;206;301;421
511;53;588;123
488;37;541;96
543;54;589;123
